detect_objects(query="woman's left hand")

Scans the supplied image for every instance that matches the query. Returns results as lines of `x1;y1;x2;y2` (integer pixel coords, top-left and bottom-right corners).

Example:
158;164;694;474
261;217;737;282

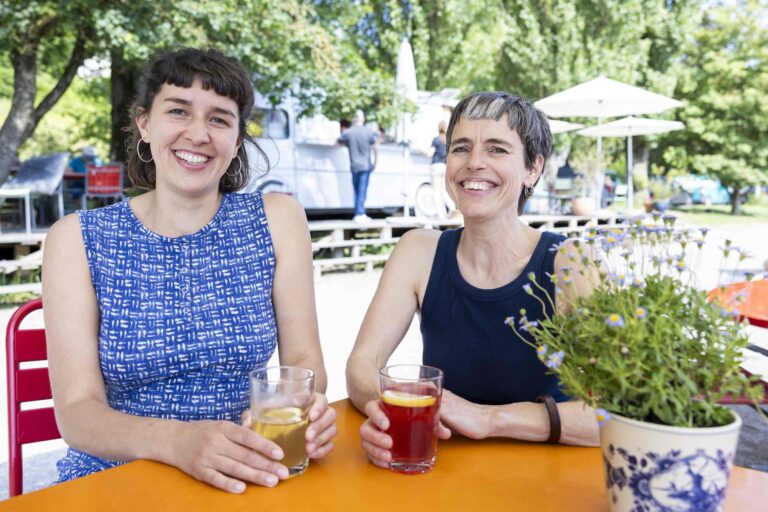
439;390;493;440
306;393;337;459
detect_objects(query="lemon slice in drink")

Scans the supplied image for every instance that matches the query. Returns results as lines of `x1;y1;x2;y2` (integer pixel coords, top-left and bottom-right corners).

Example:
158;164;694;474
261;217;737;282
260;406;304;424
381;390;436;408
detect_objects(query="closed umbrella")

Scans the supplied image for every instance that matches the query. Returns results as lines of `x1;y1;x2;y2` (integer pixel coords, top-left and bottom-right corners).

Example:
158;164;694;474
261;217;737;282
395;38;418;218
578;117;684;210
535;77;682;205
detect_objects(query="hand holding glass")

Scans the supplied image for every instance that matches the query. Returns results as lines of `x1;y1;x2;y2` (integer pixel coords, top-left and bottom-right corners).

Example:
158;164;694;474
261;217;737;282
379;364;444;474
250;366;315;477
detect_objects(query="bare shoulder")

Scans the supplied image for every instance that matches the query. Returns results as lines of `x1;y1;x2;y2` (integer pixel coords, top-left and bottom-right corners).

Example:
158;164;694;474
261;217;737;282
44;213;84;255
262;192;306;227
383;228;442;292
261;193;309;248
392;228;441;261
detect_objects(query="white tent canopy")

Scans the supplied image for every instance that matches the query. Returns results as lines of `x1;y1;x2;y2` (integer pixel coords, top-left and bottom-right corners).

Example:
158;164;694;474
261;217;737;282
535;76;682;208
535;76;682;119
548;119;584;134
578;117;685;210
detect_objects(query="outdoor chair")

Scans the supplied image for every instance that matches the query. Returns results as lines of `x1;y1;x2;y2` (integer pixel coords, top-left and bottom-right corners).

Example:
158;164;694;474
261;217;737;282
81;163;124;210
0;152;69;230
5;298;61;497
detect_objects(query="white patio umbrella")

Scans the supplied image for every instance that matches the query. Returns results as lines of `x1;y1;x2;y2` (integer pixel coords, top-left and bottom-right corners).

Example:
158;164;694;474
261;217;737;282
395;38;418;218
548;119;584;134
578;116;685;210
535;77;682;192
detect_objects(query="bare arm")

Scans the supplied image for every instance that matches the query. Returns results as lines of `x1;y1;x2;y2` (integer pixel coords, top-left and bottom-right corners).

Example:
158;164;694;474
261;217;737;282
263;193;326;391
263;193;335;459
345;229;439;411
439;391;599;446
43;215;291;493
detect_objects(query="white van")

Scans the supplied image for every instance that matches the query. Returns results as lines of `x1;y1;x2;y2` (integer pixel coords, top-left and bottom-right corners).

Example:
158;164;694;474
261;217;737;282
243;96;454;218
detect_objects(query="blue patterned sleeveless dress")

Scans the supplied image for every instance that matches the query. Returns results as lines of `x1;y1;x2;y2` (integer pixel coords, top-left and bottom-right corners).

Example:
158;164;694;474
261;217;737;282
55;192;278;482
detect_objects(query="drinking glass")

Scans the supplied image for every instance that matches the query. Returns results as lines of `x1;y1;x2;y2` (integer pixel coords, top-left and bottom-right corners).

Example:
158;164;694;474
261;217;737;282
379;364;444;474
250;366;315;477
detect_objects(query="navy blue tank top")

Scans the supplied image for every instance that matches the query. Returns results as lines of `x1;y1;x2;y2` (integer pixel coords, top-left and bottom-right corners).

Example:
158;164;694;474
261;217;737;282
421;228;568;405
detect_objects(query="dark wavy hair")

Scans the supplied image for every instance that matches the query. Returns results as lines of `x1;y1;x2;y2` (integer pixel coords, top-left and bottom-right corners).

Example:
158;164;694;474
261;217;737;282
446;92;553;214
127;48;267;192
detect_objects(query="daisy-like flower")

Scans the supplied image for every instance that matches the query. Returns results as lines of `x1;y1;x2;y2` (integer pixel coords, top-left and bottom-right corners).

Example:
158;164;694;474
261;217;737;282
595;408;611;426
536;344;549;358
546;350;565;369
548;241;566;253
695;240;705;250
699;227;710;238
562;274;573;285
523;283;533;295
578;307;590;316
634;307;648;320
546;272;559;284
606;314;625;327
519;320;539;332
631;277;646;289
662;214;677;225
504;316;515;326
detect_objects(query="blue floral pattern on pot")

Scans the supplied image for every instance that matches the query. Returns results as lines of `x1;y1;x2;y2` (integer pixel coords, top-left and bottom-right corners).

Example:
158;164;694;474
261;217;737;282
603;443;732;512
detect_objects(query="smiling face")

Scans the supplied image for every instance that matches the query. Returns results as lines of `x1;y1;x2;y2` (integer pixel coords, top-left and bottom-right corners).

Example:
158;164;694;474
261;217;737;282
446;115;544;220
135;79;241;198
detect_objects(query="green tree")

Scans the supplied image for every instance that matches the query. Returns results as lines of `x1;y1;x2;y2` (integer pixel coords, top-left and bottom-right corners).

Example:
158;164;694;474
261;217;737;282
0;0;396;180
659;0;768;214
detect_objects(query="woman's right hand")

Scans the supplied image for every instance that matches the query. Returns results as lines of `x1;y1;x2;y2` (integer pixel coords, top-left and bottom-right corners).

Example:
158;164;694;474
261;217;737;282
359;399;393;468
360;398;452;469
170;420;289;494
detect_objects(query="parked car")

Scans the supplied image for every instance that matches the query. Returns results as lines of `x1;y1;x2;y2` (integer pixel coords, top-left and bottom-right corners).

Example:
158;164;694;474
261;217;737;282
670;176;731;205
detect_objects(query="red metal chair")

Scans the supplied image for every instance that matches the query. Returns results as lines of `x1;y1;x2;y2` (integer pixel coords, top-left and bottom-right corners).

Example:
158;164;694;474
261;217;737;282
81;163;124;210
5;298;61;497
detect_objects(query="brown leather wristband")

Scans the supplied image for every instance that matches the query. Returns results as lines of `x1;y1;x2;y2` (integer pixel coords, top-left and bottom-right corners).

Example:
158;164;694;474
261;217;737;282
537;395;561;444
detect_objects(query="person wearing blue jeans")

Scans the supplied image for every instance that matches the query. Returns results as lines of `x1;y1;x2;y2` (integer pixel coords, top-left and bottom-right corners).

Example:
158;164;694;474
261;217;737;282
339;110;378;222
351;168;371;219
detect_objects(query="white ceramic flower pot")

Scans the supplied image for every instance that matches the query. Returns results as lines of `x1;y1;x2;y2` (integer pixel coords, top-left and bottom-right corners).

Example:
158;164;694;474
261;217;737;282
600;411;742;512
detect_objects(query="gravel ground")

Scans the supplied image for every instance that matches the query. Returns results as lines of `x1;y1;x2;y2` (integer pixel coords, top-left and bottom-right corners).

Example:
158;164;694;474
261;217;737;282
1;220;766;498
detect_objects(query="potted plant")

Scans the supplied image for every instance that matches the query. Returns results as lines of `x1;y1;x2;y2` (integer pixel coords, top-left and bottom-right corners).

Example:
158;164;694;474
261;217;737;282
571;173;596;216
508;215;765;512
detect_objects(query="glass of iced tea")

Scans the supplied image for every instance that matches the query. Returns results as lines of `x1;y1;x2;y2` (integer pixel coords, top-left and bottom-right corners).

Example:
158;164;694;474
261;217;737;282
379;364;444;474
249;366;315;477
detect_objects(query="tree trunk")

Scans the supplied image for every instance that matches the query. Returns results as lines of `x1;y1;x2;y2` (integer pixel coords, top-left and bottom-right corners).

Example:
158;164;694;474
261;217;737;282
0;47;38;184
730;187;742;215
0;34;87;184
110;49;141;163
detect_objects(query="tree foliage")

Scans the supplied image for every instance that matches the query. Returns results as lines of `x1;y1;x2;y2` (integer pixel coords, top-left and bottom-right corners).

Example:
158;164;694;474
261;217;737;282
1;0;766;212
657;0;768;213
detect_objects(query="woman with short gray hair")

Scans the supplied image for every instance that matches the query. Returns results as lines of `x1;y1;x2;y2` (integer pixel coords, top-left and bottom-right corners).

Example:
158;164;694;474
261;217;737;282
346;92;599;469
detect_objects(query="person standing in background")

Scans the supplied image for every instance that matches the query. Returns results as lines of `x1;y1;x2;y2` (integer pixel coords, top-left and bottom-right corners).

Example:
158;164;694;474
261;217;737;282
65;146;103;201
338;110;378;223
429;120;455;218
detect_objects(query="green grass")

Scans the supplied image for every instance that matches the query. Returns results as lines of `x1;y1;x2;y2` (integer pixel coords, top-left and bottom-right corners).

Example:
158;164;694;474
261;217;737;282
670;203;768;226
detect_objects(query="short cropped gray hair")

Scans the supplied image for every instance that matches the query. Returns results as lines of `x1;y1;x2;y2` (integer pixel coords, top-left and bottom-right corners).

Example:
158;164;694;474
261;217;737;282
446;92;552;169
446;92;553;214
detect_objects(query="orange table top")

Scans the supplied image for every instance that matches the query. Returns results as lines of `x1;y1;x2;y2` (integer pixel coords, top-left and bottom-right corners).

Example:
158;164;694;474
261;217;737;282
3;400;767;511
710;280;768;328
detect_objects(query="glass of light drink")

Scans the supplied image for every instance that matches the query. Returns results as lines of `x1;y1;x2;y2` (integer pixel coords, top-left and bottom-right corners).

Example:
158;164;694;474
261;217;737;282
250;366;315;477
379;364;444;474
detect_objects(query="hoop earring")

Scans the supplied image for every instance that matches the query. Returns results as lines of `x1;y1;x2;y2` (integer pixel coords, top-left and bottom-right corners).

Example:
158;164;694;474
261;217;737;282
136;139;153;163
524;185;534;197
226;154;243;178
